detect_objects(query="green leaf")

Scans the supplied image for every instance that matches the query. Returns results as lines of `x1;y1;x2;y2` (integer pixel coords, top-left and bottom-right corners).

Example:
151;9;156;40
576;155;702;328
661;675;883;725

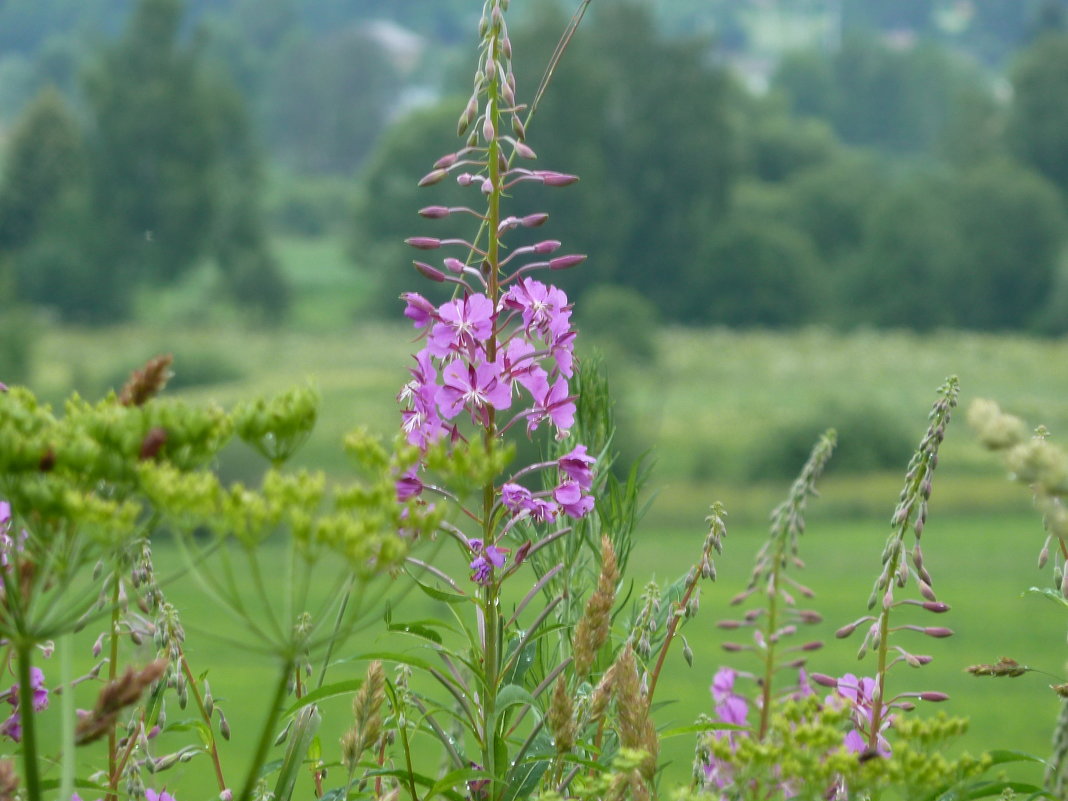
364;768;465;801
273;705;321;801
1027;586;1068;607
494;684;538;726
659;722;746;739
503;731;554;801
415;578;469;604
984;749;1048;766
426;766;485;800
502;632;537;685
282;678;364;717
388;620;444;644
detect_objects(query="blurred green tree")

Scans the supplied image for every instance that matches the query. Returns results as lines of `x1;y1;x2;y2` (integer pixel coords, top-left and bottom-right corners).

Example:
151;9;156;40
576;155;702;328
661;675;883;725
950;158;1065;330
80;0;285;319
265;27;400;175
1009;32;1068;197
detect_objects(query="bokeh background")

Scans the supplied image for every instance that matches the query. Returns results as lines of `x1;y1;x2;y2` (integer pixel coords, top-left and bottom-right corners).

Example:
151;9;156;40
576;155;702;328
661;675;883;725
4;0;1068;791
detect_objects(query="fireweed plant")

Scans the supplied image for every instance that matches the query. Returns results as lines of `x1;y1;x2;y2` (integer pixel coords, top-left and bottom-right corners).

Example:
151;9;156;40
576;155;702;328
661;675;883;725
693;378;1045;801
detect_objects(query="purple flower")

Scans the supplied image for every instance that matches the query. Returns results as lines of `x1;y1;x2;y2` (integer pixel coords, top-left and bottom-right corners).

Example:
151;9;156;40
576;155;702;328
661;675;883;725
439;359;513;423
469;539;508;585
558;445;596;489
402;292;438;328
553;481;594;519
501;338;547;397
825;673;891;757
430;294;495;357
396;472;423;502
401;383;446;449
527;377;575;436
502;278;572;342
501;483;560;523
145;790;177;801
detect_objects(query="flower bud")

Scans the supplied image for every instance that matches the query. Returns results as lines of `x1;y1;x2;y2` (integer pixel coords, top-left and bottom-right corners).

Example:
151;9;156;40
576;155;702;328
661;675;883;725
721;642;744;652
502;81;515;107
405;237;441;250
797;609;822;624
502;35;512;59
413;261;446;282
923;627;953;638
512;116;526;140
457;173;476;186
418;169;449;187
483;116;495;143
520;213;548;227
419;206;451;219
481;178;493;195
800;641;823;651
434;152;459;169
536;170;579;186
549;254;587;270
919;691;950;702
835;622;858;639
922;601;949;613
443;257;466;274
810;673;838;688
532;239;562;254
514;141;536;159
717;620;743;629
918;580;937;602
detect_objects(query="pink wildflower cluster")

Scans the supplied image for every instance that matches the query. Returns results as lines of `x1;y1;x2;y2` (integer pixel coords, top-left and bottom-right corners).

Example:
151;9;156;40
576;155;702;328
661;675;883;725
396;0;595;588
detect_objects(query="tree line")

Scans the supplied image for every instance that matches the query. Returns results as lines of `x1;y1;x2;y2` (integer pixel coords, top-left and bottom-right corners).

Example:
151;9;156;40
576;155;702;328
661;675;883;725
356;2;1068;334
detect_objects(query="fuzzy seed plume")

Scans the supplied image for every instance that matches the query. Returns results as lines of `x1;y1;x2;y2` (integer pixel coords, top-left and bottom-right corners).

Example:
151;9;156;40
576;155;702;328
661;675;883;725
119;354;174;407
573;536;620;678
342;660;385;770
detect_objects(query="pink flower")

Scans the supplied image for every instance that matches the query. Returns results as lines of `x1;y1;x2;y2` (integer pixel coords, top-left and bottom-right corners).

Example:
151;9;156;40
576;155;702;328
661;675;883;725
439;359;513;423
553;481;594;519
558;445;596;489
527;377;575;436
430;294;495;356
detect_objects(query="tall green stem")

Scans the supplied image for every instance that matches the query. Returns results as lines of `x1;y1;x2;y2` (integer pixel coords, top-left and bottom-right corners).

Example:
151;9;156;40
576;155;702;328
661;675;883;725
757;568;782;741
16;641;42;801
238;661;293;801
481;7;504;795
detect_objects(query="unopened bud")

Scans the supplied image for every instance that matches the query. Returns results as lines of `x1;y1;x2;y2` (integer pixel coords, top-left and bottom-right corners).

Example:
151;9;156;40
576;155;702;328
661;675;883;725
682;637;694;667
218;709;230;741
443;257;466;274
835;622;858;639
549;254;587;270
414;261;446;282
536;170;579;186
456;173;476;187
800;641;823;651
405;237;441;250
922;601;949;613
93;632;105;658
520;213;548;227
419;206;451;219
721;642;744;652
434;153;459;169
502;35;512;59
512;116;526;140
918;581;937;602
481;178;493;195
919;691;950;702
532;239;561;254
514;141;536;159
797;609;822;624
220;791;233;801
923;627;953;638
810;673;838;688
717;620;743;629
418;169;448;187
274;719;291;746
482;116;495;143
